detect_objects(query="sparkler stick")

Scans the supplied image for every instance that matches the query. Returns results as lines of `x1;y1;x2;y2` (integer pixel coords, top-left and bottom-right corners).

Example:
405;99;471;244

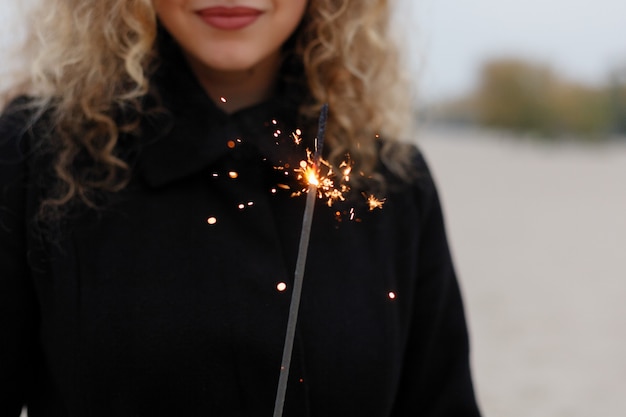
272;103;328;417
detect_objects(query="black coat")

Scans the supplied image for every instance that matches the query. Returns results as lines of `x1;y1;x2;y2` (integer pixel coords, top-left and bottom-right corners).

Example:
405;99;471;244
0;47;481;417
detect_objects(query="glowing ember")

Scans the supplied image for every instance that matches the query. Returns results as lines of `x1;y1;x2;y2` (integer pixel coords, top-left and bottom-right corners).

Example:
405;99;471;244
207;217;217;225
238;204;245;210
277;282;287;292
388;292;397;300
227;140;236;149
272;119;278;125
306;171;319;186
228;171;239;179
271;188;277;194
298;160;320;186
220;96;227;103
247;201;254;206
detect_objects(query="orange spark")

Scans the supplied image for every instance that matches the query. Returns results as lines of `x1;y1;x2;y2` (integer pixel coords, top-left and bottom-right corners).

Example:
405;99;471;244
339;159;353;182
365;194;386;211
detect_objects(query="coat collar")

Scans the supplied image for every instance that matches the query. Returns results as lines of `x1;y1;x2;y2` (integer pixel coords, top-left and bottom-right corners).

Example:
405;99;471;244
137;36;310;188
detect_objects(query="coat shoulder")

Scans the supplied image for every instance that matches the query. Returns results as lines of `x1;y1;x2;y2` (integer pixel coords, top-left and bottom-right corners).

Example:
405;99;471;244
378;139;438;215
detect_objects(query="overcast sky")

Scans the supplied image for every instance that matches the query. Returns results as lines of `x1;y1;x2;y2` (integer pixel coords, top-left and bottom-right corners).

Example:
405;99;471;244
2;1;626;102
408;0;626;101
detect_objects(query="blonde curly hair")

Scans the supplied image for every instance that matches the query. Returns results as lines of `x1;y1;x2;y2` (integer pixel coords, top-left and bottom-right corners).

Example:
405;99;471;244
7;0;413;218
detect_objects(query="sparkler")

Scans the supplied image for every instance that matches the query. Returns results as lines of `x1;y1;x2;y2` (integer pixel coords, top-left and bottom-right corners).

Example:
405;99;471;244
272;103;328;417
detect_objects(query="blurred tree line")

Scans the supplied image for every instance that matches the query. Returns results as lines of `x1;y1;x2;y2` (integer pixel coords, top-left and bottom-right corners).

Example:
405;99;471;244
435;58;626;139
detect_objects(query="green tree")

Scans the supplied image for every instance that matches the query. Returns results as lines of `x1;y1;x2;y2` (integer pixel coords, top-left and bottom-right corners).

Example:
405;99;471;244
474;58;612;139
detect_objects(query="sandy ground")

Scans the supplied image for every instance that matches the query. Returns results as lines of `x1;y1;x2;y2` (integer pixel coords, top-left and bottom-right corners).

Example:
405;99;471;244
415;127;626;417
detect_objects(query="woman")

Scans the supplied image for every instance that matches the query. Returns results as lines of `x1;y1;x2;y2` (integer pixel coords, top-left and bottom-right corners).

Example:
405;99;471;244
0;0;481;416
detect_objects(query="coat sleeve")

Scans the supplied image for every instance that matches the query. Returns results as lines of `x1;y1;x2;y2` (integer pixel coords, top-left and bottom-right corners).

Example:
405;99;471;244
0;102;39;416
392;152;481;416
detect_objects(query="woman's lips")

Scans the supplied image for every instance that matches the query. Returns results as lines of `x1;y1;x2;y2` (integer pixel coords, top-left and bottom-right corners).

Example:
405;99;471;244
196;6;263;30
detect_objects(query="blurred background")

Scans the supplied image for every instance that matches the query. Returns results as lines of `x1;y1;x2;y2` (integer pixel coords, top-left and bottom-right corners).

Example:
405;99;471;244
401;1;626;416
3;1;626;416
